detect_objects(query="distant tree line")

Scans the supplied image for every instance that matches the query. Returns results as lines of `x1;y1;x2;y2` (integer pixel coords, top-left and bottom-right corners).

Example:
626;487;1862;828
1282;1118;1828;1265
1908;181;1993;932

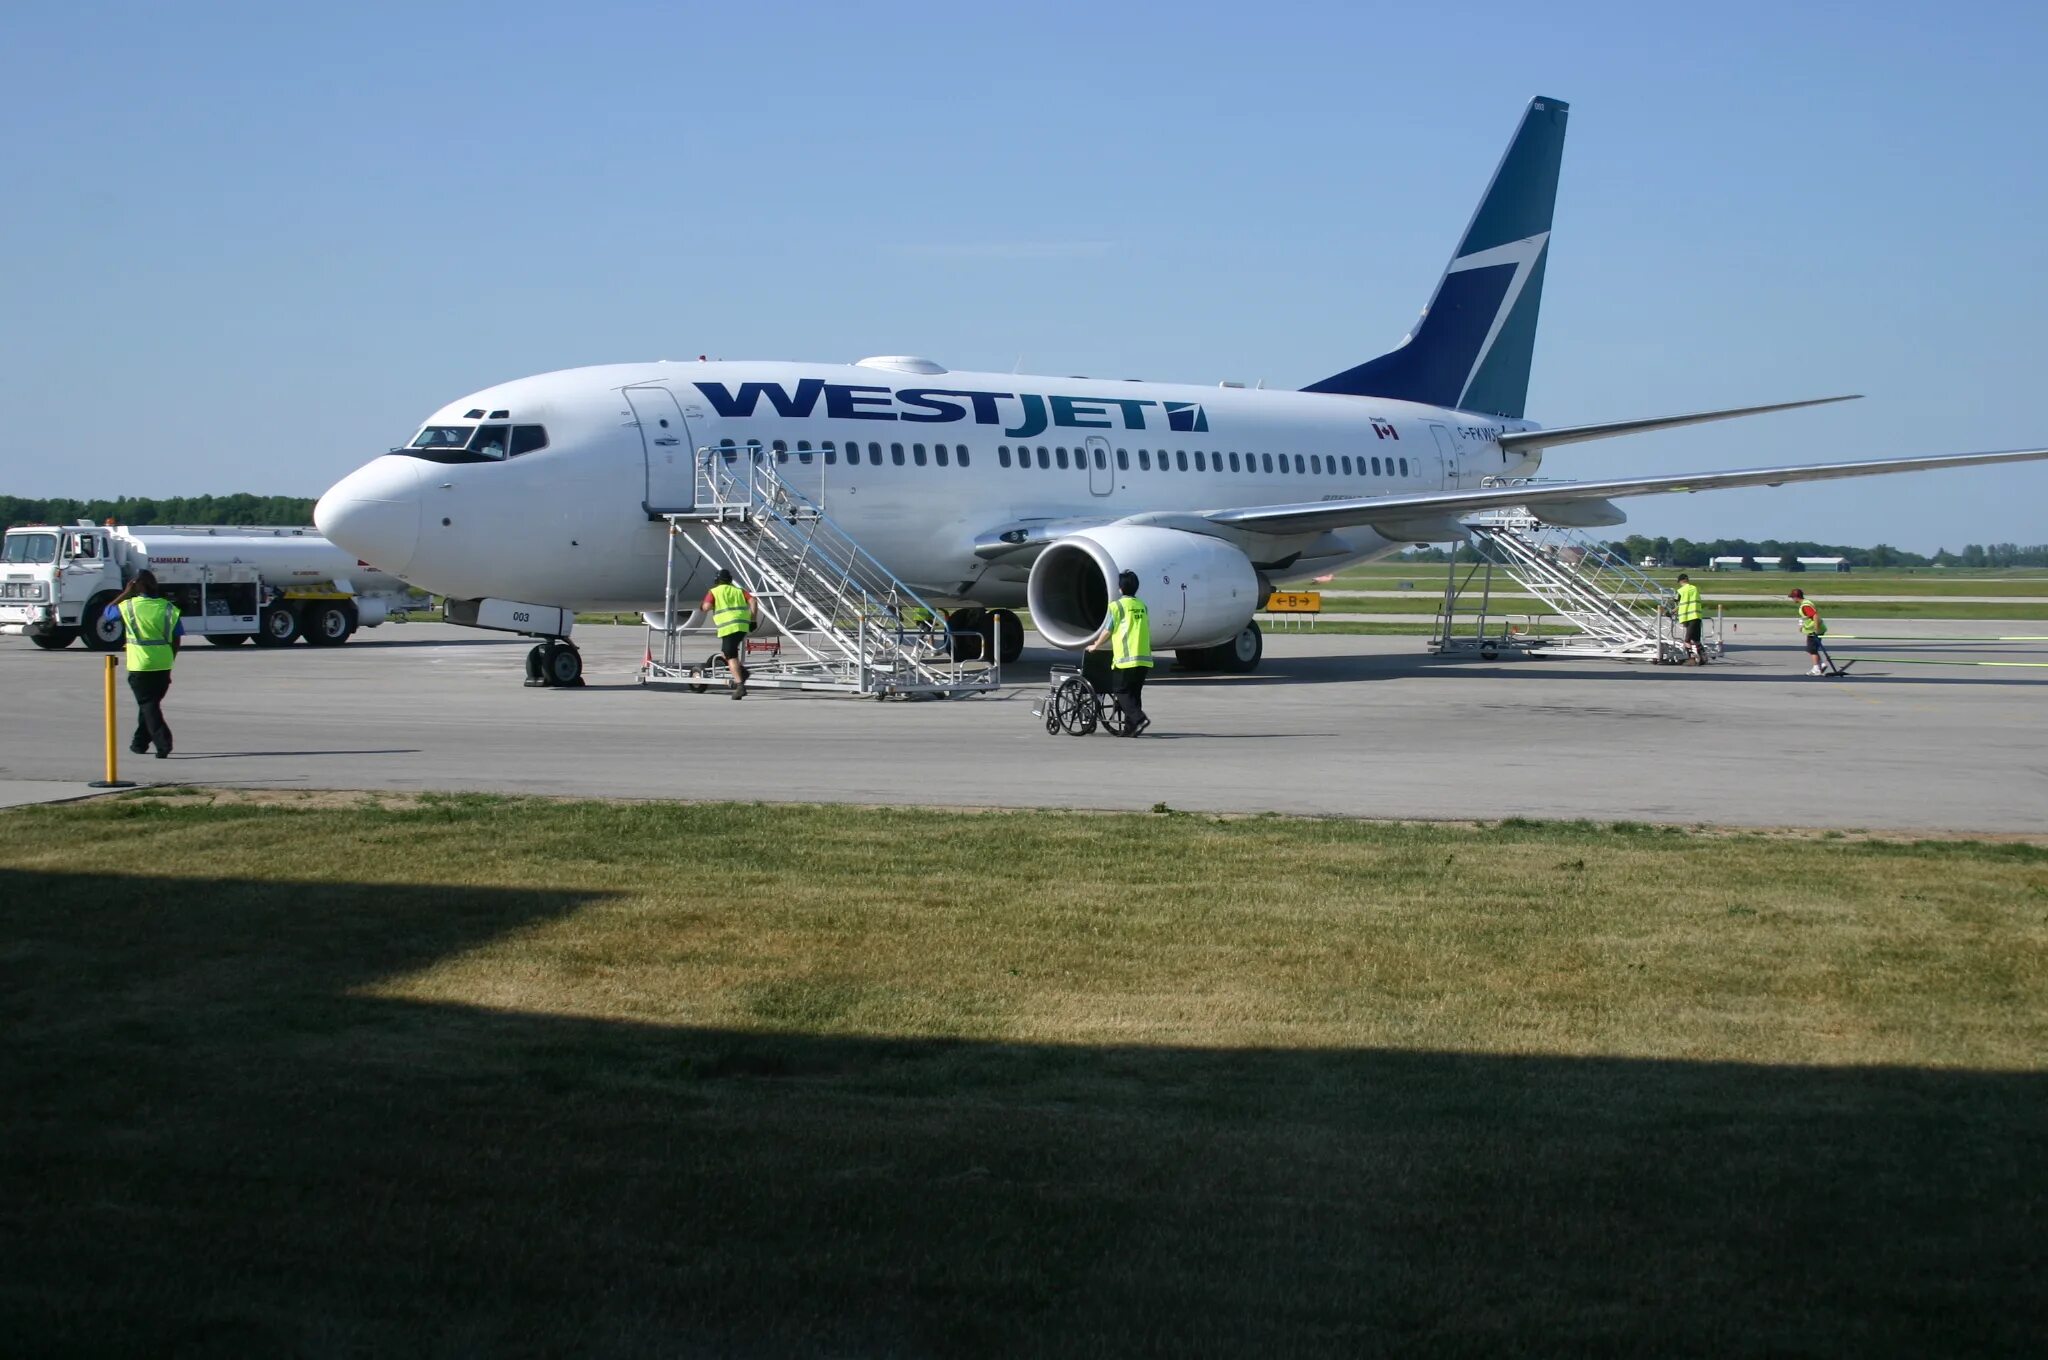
1;493;317;530
1396;538;2048;569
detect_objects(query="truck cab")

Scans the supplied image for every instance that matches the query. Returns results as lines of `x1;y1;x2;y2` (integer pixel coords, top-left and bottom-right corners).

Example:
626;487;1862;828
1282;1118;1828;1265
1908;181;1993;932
0;523;120;649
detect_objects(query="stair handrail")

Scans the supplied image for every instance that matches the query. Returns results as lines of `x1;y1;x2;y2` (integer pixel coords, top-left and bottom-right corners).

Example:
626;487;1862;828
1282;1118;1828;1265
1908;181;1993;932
696;447;957;661
690;448;971;684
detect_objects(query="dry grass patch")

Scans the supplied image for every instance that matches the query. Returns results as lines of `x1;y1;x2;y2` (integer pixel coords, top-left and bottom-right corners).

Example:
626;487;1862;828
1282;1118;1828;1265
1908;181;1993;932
2;793;2043;1355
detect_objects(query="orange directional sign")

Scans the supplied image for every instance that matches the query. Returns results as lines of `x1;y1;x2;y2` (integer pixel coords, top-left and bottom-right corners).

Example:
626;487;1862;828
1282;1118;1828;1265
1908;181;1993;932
1264;591;1323;613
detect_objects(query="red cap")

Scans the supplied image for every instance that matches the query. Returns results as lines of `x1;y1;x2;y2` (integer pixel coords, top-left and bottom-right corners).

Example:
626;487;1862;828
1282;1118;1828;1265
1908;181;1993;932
1787;589;1804;599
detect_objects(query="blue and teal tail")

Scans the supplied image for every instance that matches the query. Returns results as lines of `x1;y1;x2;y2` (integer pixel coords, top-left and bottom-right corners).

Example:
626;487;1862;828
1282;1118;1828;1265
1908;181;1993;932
1303;96;1569;419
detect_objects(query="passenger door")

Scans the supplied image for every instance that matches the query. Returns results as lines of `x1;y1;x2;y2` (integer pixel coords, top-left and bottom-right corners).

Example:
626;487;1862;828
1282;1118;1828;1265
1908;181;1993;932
625;385;696;513
1086;435;1114;497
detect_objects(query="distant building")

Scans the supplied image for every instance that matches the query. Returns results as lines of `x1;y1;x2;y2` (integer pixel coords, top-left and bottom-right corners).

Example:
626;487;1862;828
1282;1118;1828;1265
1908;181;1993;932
1708;555;1850;572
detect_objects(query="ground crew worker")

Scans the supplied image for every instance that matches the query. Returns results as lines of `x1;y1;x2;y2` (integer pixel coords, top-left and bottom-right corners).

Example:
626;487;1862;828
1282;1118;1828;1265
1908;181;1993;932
899;602;938;647
108;570;181;757
1789;588;1830;675
1674;573;1705;664
1083;570;1153;735
701;568;756;699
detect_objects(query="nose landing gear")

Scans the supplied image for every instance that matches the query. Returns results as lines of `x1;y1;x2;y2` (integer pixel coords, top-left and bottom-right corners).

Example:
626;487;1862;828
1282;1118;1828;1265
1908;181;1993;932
525;639;585;688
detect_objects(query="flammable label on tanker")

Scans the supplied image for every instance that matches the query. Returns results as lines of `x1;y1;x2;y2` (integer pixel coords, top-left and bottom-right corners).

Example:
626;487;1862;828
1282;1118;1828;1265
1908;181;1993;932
1264;591;1323;613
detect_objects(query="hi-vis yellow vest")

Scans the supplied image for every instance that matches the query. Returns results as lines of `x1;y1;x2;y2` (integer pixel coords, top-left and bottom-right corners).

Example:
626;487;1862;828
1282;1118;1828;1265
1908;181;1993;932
1108;596;1152;670
1675;582;1702;624
709;583;753;637
1799;602;1826;636
118;596;180;672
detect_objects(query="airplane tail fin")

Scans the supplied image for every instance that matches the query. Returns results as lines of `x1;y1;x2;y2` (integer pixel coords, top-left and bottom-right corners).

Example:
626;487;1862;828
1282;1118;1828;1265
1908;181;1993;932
1303;96;1569;419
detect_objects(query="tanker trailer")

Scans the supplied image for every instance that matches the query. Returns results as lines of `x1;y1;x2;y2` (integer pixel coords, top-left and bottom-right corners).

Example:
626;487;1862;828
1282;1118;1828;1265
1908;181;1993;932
0;520;424;649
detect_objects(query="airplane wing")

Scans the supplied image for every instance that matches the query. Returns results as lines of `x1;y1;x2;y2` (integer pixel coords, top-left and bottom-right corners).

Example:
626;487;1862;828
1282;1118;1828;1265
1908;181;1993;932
1496;395;1861;453
1203;446;2048;539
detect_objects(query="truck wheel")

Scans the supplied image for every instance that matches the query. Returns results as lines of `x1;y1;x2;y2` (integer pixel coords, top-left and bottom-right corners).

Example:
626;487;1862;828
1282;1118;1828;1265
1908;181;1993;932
302;601;357;647
80;593;123;650
30;629;78;650
206;634;250;647
253;603;299;647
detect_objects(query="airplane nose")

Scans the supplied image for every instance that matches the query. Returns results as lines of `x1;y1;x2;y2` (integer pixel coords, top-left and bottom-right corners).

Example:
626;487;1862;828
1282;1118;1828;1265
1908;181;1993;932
315;456;423;575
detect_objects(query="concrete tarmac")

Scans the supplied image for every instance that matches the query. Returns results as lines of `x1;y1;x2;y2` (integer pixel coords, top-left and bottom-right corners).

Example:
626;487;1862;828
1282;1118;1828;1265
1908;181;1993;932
2;620;2043;833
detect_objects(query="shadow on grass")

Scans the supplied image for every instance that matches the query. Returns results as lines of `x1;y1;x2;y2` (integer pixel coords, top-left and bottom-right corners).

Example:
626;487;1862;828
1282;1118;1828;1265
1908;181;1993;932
2;870;2040;1356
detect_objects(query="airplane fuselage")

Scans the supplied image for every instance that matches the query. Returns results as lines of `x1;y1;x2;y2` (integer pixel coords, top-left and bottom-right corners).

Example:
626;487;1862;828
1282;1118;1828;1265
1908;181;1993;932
320;357;1543;611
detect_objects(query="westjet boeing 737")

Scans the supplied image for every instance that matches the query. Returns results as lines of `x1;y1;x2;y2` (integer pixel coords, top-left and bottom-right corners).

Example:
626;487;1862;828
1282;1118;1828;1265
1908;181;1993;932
316;96;2048;685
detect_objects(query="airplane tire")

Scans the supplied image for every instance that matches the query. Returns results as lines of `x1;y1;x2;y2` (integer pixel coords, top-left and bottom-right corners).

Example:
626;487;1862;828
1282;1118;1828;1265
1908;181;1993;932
544;644;583;687
30;629;77;650
253;603;299;646
79;593;123;651
1218;620;1263;673
1177;622;1264;674
947;608;987;661
986;609;1024;664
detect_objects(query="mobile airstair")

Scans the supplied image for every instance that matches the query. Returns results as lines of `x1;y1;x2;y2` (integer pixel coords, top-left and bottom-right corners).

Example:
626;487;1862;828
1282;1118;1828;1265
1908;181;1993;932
641;447;1000;698
1432;483;1716;663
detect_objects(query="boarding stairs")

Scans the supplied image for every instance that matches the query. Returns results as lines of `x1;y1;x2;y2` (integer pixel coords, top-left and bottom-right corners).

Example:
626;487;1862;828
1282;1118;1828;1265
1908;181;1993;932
641;448;999;698
1433;484;1708;662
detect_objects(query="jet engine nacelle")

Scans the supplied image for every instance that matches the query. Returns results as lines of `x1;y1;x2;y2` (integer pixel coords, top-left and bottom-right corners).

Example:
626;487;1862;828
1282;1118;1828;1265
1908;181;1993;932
1026;525;1260;650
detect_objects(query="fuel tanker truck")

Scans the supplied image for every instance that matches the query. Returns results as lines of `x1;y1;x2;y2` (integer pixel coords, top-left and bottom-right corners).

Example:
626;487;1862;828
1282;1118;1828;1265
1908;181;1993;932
0;520;423;650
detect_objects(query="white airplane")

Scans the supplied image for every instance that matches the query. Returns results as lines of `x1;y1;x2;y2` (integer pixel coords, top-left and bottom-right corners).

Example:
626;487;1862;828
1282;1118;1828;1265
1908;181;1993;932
317;95;2048;686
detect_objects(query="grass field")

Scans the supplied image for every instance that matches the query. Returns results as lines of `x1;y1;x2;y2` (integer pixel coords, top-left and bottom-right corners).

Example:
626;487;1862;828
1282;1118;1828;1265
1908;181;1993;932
3;792;2042;1355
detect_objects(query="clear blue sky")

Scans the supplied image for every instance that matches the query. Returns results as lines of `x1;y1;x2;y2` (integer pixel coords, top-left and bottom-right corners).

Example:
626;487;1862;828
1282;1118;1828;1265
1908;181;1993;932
3;0;2043;552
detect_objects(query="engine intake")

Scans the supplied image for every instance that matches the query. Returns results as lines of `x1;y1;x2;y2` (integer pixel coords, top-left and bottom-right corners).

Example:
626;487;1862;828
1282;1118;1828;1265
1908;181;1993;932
1026;525;1259;650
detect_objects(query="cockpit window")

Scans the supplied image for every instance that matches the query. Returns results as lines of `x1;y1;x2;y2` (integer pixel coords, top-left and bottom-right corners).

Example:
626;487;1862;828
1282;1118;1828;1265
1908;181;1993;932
403;421;548;463
470;425;511;460
412;425;475;449
4;532;59;564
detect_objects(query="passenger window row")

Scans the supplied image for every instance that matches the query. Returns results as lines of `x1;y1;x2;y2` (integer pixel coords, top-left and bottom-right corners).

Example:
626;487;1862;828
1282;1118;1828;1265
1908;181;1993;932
720;438;974;469
710;438;1411;480
993;445;1409;477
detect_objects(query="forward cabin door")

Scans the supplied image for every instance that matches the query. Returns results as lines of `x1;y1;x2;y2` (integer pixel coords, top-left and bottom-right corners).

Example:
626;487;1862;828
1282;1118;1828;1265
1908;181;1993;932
1086;435;1114;497
625;385;696;514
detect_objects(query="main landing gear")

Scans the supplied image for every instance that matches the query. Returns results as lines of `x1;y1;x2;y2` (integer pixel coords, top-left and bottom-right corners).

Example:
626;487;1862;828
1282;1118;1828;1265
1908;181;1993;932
524;639;585;688
1174;620;1264;674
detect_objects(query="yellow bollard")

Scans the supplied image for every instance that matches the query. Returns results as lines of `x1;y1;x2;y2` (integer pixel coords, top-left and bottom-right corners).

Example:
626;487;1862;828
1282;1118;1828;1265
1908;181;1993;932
88;653;135;790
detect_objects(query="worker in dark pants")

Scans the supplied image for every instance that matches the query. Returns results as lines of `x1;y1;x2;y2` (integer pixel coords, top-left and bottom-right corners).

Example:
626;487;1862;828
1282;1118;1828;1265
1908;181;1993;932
1084;570;1153;735
108;570;182;758
701;568;757;699
1674;572;1705;664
